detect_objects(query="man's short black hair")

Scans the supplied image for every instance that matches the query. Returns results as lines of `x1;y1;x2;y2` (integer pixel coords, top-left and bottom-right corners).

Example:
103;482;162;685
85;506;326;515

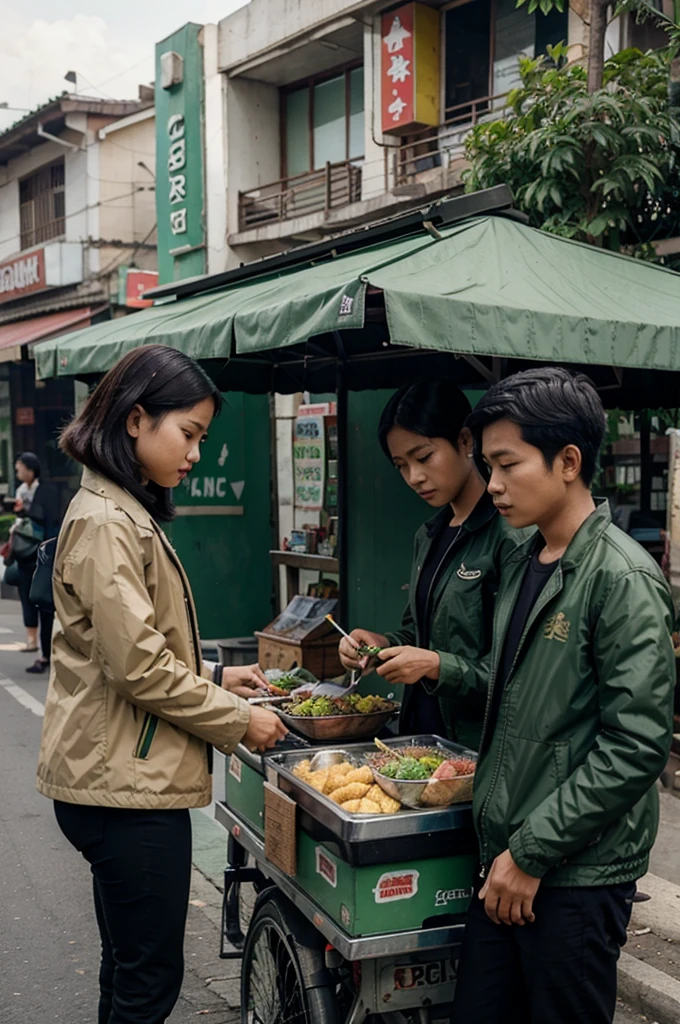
466;367;606;486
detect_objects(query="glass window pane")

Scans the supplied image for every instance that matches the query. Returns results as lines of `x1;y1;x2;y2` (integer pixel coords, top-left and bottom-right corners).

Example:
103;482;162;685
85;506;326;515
313;75;346;169
349;67;365;159
493;0;534;95
286;88;310;177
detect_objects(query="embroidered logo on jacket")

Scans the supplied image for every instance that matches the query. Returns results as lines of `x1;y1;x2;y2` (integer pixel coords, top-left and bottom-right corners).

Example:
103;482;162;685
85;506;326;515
456;563;482;580
544;612;570;642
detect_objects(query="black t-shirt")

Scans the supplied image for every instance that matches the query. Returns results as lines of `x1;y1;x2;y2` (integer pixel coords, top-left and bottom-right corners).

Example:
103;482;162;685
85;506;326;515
403;524;460;737
484;550;559;745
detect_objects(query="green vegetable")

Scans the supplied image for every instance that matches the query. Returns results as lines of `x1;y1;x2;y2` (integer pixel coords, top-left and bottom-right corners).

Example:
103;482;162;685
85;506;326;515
394;757;430;780
357;644;383;657
380;761;400;778
418;755;445;774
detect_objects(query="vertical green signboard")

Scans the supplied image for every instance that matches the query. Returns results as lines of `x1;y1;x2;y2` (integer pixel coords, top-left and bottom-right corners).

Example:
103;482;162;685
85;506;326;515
155;23;206;284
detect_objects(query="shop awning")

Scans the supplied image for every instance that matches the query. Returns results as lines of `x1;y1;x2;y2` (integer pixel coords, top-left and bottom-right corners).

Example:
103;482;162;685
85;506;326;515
35;213;680;389
0;306;95;364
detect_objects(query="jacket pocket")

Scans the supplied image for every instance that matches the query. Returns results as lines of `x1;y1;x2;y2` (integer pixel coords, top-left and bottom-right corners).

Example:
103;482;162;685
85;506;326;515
134;712;159;760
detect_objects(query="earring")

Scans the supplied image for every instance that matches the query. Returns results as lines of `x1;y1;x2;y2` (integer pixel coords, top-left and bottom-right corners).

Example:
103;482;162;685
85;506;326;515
466;453;474;459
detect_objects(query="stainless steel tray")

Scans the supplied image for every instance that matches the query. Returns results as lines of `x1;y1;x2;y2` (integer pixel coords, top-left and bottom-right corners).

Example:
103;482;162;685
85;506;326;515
265;734;475;843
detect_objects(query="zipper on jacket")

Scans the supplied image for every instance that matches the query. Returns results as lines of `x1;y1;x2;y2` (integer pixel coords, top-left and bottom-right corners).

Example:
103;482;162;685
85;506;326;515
477;566;564;865
419;527;468;645
134;712;159;759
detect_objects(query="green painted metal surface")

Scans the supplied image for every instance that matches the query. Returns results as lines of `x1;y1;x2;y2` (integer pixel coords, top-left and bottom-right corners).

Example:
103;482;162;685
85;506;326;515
224;754;266;836
164;391;273;639
154;23;206;284
296;831;475;937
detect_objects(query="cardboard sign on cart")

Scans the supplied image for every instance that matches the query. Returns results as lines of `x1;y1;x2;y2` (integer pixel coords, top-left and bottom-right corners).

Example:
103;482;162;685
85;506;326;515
264;781;297;877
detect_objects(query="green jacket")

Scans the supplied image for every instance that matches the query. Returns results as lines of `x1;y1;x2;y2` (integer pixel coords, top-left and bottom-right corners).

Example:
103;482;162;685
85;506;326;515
474;500;675;887
385;492;528;749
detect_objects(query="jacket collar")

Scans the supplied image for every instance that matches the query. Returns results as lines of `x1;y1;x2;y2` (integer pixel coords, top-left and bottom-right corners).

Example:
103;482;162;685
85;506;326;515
80;467;155;530
424;488;497;538
507;498;611;569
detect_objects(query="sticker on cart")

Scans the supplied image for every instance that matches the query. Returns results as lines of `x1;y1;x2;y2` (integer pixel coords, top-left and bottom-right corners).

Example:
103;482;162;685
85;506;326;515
315;847;338;888
373;870;419;904
228;755;242;783
340;904;351;927
434;886;473;908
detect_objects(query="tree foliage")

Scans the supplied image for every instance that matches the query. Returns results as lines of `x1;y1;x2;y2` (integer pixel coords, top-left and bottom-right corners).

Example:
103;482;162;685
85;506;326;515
464;44;680;263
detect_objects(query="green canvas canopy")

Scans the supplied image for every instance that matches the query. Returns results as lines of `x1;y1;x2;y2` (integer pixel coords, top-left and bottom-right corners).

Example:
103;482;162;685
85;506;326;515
35;213;680;391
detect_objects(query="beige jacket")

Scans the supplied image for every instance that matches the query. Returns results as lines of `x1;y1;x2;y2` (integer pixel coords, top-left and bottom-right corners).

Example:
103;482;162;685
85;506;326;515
36;469;251;809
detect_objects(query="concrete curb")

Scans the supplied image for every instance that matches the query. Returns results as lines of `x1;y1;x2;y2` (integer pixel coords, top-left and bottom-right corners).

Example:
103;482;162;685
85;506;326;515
618;951;680;1024
631;872;680;943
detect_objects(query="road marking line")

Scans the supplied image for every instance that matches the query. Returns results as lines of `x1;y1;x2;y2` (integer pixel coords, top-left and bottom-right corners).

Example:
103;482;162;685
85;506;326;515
0;674;45;717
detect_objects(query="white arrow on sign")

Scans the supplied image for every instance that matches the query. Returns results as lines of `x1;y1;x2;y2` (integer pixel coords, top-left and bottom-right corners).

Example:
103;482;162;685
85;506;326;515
231;481;245;501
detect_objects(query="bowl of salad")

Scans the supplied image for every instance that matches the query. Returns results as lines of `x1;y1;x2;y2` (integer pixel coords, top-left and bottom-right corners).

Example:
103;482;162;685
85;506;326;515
368;744;476;808
275;693;399;740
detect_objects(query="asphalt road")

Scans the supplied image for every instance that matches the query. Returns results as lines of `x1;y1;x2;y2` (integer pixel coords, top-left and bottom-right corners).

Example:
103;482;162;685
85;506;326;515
0;603;668;1024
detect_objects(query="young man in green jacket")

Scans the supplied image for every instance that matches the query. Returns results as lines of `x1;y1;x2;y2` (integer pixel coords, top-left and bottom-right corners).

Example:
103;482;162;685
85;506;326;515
452;368;675;1024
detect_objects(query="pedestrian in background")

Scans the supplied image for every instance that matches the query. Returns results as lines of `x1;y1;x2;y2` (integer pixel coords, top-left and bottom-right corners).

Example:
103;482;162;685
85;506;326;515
36;346;286;1024
12;452;59;671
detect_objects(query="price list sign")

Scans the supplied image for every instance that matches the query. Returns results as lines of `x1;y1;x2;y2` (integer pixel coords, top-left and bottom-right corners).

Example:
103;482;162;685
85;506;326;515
293;415;326;511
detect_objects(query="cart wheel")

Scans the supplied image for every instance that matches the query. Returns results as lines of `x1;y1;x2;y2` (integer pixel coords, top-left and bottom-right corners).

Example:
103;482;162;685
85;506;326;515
241;891;339;1024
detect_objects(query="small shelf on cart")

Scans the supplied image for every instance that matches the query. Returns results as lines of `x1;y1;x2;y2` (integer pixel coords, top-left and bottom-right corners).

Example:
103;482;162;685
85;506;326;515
270;550;339;572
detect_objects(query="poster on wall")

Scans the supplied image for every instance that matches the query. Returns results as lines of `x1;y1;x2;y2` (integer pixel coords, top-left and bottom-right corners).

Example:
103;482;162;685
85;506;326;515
293;415;326;511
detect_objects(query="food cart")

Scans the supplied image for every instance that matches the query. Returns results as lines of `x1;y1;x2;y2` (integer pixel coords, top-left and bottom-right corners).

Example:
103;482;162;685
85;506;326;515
217;702;479;1024
34;184;680;1021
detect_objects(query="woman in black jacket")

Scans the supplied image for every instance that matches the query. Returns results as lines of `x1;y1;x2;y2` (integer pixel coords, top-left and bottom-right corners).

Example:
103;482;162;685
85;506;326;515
13;452;59;673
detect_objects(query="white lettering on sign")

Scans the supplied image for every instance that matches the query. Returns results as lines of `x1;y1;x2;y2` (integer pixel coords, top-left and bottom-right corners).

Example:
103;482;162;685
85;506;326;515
387;54;411;84
167;114;188;237
434;886;473;908
373;870;419;904
384;15;411;53
0;252;44;301
170;209;187;235
169;174;187;204
188;476;234;500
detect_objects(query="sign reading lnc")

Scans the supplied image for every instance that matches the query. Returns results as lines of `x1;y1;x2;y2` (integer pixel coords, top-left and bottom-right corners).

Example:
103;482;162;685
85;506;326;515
155;23;206;284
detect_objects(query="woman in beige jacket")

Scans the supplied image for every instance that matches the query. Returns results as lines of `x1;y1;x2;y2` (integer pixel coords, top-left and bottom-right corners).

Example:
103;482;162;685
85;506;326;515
36;345;286;1024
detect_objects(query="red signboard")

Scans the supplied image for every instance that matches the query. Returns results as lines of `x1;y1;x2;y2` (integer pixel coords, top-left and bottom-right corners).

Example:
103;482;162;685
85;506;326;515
0;249;46;304
15;407;35;426
381;5;416;135
126;269;158;309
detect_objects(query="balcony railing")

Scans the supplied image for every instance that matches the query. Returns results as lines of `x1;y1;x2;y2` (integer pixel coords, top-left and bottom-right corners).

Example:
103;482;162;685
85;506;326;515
236;94;509;235
387;93;509;188
238;161;362;233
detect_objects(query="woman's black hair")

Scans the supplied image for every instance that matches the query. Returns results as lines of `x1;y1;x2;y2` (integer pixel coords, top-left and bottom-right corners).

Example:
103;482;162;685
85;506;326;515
378;379;472;459
60;345;222;522
466;367;605;486
17;452;41;479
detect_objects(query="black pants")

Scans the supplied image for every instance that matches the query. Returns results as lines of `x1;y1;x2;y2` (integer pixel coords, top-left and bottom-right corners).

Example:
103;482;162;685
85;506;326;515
16;560;54;659
452;881;635;1024
54;801;192;1024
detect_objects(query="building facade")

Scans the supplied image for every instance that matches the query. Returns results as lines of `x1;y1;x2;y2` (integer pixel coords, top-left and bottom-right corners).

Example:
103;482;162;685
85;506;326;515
0;93;157;508
194;0;671;271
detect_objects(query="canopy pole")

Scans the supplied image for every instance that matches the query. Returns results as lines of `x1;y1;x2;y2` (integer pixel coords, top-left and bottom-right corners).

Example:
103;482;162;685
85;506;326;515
336;355;349;630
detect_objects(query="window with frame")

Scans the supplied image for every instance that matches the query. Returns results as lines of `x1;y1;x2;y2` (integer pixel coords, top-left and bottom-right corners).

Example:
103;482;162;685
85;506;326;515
19;159;65;250
443;0;569;120
283;66;365;178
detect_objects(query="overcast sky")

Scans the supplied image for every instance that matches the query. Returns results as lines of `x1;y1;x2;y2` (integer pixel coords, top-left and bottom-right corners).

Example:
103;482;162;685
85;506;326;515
0;1;247;131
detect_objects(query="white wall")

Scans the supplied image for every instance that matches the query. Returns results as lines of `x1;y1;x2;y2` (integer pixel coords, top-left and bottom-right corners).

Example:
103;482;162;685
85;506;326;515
204;23;229;274
0;138;89;263
225;76;280;257
219;0;372;69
